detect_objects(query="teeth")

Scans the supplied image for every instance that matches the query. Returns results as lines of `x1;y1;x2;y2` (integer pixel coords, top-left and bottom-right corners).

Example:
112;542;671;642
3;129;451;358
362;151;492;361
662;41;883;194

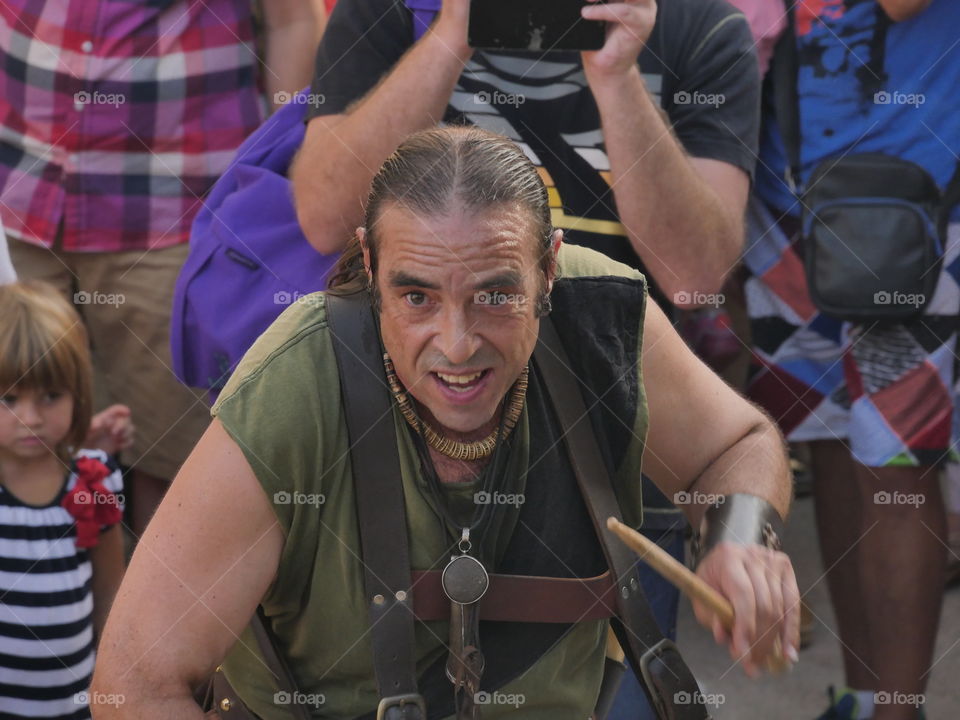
437;371;482;385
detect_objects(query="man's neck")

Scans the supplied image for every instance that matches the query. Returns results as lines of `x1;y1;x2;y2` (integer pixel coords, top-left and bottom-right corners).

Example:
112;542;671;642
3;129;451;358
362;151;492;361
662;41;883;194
415;400;504;445
416;401;504;484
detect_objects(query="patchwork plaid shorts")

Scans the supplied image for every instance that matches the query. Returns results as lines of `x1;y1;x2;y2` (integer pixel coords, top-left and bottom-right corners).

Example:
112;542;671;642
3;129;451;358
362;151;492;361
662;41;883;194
743;199;960;467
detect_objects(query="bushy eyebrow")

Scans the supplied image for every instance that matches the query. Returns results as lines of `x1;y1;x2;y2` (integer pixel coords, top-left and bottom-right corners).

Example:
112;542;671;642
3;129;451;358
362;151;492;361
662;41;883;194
387;270;440;290
387;270;523;291
473;272;523;290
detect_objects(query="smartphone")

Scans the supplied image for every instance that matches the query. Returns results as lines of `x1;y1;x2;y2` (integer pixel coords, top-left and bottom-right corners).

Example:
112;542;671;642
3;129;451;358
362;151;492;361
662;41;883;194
468;0;606;52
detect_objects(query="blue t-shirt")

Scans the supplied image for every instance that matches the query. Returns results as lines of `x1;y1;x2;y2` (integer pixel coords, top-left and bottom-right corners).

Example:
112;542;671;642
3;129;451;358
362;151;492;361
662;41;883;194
758;0;960;219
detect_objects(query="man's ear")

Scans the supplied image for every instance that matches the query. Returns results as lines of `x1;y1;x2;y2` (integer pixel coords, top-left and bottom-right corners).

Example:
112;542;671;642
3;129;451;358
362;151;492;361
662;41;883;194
357;227;373;283
545;229;563;293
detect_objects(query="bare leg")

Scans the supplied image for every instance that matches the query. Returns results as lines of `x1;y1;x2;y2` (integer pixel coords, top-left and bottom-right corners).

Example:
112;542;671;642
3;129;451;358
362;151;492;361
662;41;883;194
809;440;875;688
855;463;945;720
810;439;946;719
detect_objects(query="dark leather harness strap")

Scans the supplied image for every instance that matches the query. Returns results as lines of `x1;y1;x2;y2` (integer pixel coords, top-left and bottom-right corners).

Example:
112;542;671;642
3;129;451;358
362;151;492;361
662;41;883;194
250;608;312;720
327;293;425;720
534;317;710;720
410;569;617;622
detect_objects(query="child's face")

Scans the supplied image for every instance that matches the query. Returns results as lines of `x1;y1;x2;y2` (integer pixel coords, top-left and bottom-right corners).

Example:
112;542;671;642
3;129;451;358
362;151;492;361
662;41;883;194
0;387;74;461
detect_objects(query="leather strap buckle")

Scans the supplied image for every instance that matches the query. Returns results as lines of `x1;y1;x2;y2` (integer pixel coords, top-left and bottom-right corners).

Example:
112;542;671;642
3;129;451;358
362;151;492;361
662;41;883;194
375;693;427;720
638;638;712;720
638;638;677;719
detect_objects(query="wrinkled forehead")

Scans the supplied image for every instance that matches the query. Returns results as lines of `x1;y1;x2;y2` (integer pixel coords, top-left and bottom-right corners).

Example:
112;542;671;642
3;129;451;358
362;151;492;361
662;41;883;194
371;200;544;272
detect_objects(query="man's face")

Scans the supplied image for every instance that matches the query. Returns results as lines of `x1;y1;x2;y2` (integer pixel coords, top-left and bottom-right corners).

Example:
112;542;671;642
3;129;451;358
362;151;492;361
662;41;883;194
368;201;556;435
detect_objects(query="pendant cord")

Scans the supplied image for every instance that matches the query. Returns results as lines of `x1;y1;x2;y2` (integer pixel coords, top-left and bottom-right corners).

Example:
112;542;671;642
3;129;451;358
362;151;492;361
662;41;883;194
412;403;514;555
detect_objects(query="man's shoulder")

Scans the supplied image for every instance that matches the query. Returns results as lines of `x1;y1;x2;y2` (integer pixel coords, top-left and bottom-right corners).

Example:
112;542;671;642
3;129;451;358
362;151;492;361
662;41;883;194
556;243;646;282
651;0;751;65
658;0;749;36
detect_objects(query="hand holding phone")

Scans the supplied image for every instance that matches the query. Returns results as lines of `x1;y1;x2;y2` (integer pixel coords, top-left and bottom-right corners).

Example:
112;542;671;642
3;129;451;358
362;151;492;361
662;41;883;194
468;0;606;51
580;0;658;78
433;0;473;58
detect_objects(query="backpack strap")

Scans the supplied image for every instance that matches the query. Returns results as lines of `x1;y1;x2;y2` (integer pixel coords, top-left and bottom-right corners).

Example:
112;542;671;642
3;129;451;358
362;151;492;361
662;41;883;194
326;292;426;720
533;316;711;720
770;3;800;193
404;0;441;42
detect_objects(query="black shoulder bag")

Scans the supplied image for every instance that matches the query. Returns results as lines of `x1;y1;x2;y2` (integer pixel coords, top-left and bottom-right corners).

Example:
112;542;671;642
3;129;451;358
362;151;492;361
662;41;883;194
771;9;960;323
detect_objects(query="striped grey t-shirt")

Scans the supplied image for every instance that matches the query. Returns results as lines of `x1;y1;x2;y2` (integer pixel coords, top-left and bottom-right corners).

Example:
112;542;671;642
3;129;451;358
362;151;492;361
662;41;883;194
0;449;123;719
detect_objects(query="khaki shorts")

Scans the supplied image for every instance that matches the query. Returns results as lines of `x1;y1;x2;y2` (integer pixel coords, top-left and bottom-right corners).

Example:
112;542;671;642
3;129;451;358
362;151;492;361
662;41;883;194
9;239;210;480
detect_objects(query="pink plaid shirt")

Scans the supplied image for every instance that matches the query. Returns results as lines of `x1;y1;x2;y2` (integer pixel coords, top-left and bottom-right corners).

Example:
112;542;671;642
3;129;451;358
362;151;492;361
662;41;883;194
0;1;265;252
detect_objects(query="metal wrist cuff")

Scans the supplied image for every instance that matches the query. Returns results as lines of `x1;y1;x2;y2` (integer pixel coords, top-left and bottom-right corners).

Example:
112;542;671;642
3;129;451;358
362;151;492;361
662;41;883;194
691;493;785;567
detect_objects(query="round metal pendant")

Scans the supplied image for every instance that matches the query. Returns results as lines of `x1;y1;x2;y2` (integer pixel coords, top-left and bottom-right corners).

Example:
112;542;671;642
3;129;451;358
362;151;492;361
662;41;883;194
441;554;489;605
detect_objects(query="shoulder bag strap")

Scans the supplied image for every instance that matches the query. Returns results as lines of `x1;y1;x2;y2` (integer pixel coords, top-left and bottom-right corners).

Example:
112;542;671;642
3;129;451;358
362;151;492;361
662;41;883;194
771;3;801;192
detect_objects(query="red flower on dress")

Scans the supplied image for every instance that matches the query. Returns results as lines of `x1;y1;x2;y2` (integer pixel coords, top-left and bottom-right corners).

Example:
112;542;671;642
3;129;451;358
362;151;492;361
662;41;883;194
60;456;121;548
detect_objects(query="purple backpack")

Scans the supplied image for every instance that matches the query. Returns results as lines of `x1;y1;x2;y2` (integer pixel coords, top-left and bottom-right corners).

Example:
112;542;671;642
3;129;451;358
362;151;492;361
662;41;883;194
171;0;440;399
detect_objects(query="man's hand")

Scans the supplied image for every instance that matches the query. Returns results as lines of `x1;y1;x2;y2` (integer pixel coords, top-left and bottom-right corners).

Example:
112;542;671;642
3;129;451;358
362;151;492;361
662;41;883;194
85;404;134;455
581;0;657;78
692;542;801;677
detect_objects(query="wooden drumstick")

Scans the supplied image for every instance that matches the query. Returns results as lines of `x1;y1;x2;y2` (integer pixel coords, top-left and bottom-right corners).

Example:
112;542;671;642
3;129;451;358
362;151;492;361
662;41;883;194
605;516;794;674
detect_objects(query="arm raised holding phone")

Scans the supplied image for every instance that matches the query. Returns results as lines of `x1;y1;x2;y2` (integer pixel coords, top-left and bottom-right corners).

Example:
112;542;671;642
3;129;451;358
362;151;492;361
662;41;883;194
581;0;751;303
291;0;474;255
293;0;758;307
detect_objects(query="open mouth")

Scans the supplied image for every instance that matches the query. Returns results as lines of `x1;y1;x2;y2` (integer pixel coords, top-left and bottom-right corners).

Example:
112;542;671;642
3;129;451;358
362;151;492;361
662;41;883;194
432;369;490;394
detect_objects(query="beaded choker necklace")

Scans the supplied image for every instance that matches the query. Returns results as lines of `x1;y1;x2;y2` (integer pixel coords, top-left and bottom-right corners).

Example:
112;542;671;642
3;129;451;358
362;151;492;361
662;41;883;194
383;354;528;462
